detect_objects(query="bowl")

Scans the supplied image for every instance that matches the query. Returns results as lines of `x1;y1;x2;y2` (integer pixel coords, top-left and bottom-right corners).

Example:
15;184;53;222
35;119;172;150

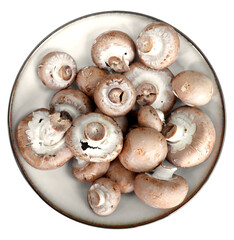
8;11;225;228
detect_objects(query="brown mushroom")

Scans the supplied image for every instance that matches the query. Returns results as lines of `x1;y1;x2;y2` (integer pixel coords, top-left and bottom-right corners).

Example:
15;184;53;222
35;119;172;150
105;158;136;193
162;106;216;167
38;51;77;89
87;177;121;216
66;113;123;162
172;71;213;106
124;62;176;114
94;74;136;117
49;88;93;120
136;22;180;69
16;108;73;170
91;30;136;73
118;127;168;172
72;157;110;182
137;105;164;132
134;162;188;209
76;66;107;98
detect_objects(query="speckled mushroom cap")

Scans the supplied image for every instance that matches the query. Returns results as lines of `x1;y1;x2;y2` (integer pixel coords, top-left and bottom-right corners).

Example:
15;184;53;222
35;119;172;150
137;105;164;132
94;74;136;117
124;62;176;113
16;108;73;170
172;70;213;106
49;88;93;120
72;157;110;183
91;30;136;73
88;177;121;216
118;127;168;172
136;22;180;70
76;66;107;98
66;113;123;162
106;158;136;193
38;51;77;90
134;163;188;209
162;106;216;167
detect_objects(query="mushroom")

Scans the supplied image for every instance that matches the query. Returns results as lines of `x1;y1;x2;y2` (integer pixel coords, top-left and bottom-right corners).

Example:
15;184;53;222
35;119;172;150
95;108;128;135
76;66;107;98
66;113;123;162
87;177;121;216
172;70;213;106
38;51;77;90
94;74;136;117
137;105;164;132
134;162;188;209
91;30;136;73
136;22;180;69
71;157;110;183
49;88;93;120
16;108;73;170
105;158;136;193
162;106;216;167
118;127;168;172
123;62;176;114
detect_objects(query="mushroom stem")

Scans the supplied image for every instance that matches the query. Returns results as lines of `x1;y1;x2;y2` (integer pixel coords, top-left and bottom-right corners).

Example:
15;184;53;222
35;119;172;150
151;163;177;180
137;35;153;53
58;65;72;80
108;88;125;104
84;122;105;141
136;83;157;106
108;56;130;72
89;188;106;207
162;122;186;142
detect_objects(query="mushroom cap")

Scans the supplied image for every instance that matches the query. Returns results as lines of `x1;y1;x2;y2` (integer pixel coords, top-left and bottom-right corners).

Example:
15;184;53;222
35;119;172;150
134;172;188;209
172;71;213;106
164;106;216;167
91;30;136;72
16;109;73;170
124;62;176;113
76;66;107;98
72;157;110;182
38;51;77;90
137;105;163;132
118;127;168;172
49;88;93;119
88;177;121;216
136;22;180;69
65;113;123;162
106;158;136;193
94;74;136;117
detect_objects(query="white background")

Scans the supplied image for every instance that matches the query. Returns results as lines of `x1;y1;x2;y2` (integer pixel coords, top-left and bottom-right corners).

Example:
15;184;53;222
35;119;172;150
1;0;232;239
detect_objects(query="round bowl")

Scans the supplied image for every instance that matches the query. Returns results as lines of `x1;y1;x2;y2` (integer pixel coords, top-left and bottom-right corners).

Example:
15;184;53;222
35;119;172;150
8;11;225;228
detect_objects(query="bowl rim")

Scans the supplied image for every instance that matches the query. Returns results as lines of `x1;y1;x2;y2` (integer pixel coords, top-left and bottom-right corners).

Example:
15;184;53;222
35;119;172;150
8;10;226;229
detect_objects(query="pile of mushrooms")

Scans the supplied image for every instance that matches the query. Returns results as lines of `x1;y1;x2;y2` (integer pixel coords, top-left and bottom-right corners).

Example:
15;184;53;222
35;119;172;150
16;22;216;216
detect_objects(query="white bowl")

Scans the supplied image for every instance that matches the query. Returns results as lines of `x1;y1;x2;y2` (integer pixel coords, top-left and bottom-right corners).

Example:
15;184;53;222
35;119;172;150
8;11;225;228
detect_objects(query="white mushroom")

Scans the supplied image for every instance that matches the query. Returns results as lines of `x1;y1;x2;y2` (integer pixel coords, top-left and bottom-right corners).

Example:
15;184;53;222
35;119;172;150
124;62;176;113
136;22;180;69
88;177;121;216
16;108;73;170
91;30;136;73
162;106;216;167
38;51;77;90
66;113;123;162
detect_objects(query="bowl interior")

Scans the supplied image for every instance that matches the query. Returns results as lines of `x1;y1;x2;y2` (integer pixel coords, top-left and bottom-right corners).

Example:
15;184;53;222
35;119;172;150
9;11;225;228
